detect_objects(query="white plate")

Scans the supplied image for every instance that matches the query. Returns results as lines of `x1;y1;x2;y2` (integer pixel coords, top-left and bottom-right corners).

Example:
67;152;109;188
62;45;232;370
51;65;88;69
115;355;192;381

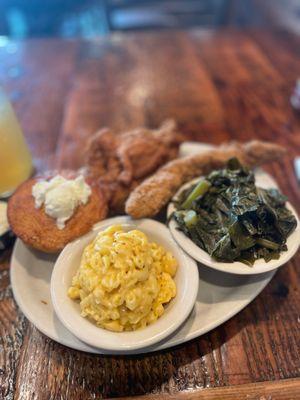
51;218;199;352
9;142;279;354
11;235;275;354
168;171;300;275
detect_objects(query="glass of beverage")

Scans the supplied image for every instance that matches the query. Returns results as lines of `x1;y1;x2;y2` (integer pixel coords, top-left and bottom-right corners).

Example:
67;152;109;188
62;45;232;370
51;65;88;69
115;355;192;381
0;87;33;197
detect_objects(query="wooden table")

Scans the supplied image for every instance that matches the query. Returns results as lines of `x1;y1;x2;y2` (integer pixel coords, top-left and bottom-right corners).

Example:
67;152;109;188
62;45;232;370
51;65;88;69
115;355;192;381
0;29;300;400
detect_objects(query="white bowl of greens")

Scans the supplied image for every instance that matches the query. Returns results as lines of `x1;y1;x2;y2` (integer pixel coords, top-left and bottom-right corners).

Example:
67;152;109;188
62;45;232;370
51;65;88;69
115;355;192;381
167;159;300;275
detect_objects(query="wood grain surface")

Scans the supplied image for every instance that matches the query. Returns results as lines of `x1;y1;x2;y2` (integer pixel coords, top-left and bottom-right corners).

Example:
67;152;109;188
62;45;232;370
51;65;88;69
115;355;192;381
120;378;300;400
0;29;300;400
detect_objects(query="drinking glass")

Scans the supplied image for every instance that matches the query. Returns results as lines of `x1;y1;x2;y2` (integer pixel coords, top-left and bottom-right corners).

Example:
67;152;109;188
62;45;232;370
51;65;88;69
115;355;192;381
0;87;33;197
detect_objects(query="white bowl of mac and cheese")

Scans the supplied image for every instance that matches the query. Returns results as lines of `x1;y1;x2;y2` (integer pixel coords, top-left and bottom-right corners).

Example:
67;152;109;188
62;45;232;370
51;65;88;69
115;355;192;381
51;216;199;352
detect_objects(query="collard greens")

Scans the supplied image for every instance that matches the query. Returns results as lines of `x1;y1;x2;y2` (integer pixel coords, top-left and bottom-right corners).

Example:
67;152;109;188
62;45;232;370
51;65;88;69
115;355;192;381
173;158;297;265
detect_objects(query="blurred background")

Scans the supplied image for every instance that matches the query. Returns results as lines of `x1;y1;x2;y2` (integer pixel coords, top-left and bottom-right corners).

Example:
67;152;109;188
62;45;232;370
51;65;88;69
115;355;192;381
0;0;299;39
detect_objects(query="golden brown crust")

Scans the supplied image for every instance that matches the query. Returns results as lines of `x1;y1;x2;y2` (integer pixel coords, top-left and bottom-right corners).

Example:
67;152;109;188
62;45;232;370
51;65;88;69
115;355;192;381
85;120;183;213
8;173;108;253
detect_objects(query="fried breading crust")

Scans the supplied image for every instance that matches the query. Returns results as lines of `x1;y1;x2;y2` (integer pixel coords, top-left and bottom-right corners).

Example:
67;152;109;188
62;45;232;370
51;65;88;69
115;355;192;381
85;120;183;213
125;140;286;218
8;172;108;253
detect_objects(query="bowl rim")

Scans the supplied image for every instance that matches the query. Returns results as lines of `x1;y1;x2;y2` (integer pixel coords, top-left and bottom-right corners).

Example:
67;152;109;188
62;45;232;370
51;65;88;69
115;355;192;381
50;216;199;351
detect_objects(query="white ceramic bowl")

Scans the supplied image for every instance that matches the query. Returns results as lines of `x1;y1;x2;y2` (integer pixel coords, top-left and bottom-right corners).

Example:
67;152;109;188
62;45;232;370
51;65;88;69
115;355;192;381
51;216;199;352
168;170;300;275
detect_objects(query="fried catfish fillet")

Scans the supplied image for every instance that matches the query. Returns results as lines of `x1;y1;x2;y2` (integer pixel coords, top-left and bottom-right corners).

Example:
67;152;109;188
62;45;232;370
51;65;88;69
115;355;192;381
85;119;183;213
8;171;108;253
125;140;286;218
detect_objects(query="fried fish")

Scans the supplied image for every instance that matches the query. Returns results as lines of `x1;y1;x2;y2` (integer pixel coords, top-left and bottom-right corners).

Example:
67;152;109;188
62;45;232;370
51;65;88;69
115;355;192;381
125;140;286;219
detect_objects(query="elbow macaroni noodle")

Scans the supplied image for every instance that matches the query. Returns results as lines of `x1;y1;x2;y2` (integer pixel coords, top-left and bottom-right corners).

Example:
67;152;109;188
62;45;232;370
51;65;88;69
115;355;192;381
68;225;177;331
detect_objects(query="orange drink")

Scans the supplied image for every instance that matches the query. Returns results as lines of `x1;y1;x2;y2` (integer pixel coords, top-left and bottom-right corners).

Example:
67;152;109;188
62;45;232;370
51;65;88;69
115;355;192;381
0;88;33;197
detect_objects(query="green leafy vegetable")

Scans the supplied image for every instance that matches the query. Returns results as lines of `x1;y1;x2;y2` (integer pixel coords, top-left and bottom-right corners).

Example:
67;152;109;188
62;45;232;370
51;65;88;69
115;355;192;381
172;158;297;265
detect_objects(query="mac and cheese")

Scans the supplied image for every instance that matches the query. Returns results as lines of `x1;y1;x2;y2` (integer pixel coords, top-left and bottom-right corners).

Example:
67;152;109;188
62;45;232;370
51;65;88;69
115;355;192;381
68;225;177;331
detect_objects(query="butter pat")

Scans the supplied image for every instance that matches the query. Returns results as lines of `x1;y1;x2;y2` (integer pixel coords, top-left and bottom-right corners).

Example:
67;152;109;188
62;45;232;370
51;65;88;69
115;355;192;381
32;175;91;229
